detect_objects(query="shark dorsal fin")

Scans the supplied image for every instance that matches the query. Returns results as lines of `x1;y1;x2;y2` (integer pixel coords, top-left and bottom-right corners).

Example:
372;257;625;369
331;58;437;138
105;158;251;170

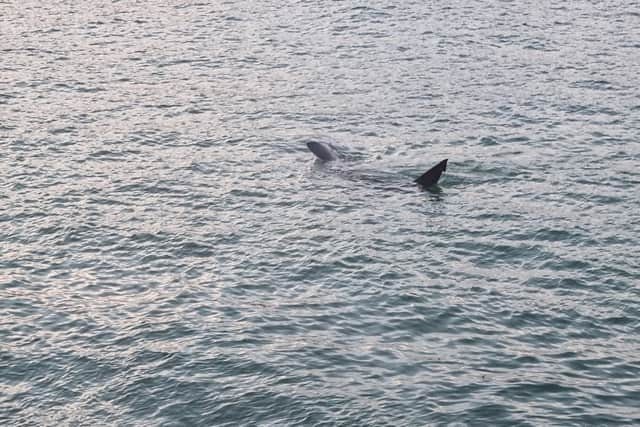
415;159;448;188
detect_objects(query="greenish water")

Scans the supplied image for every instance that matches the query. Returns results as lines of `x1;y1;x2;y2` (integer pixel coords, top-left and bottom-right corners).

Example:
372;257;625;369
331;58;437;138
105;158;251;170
1;1;639;426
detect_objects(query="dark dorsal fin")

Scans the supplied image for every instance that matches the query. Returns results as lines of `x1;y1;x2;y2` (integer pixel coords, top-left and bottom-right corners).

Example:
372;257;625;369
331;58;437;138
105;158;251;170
415;159;448;188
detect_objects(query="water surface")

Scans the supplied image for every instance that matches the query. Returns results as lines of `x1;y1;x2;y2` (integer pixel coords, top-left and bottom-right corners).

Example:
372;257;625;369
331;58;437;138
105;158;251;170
2;1;639;426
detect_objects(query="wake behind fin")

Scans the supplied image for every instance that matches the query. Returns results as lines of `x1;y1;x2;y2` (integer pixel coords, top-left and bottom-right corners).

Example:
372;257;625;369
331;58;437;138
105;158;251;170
415;159;448;188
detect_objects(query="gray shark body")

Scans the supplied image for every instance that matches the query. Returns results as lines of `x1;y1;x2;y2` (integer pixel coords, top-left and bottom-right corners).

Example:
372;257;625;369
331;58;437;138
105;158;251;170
306;140;447;189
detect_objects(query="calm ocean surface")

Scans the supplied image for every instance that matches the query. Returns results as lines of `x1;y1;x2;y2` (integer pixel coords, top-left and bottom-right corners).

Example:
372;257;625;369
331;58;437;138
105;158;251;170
2;1;639;426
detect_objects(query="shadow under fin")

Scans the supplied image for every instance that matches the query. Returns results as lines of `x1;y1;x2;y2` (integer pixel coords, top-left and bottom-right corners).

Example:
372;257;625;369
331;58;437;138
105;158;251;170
415;159;448;188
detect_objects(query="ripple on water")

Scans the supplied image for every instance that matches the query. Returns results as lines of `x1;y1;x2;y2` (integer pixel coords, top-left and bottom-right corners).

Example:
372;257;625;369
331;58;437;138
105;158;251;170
2;1;640;426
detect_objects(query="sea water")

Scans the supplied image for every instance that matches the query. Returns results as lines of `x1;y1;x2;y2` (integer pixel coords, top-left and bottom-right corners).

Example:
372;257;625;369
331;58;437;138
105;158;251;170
1;1;639;425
